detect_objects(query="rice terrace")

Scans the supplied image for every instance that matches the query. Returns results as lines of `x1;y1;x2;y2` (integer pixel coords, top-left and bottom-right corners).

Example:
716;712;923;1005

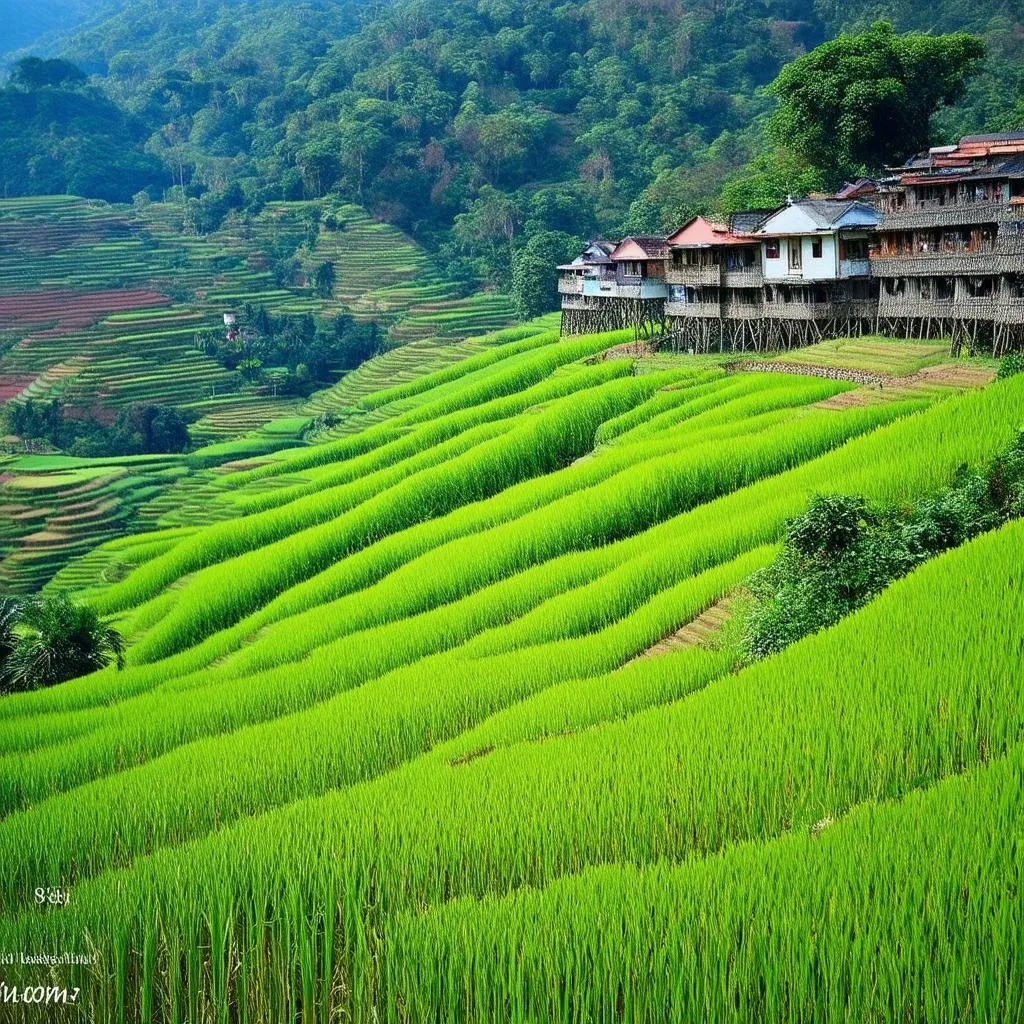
1;1;1023;1022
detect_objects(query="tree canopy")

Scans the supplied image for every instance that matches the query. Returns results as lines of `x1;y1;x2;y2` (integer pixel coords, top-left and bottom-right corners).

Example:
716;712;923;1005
0;593;125;694
0;57;165;200
767;21;986;179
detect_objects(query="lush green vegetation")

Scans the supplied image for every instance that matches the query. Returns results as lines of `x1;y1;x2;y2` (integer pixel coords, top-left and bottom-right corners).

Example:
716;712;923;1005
192;304;384;390
4;399;192;457
2;1;1023;1015
766;21;985;180
0;193;521;591
733;433;1024;658
0;58;164;201
0;329;1019;1020
4;3;1022;286
0;591;124;693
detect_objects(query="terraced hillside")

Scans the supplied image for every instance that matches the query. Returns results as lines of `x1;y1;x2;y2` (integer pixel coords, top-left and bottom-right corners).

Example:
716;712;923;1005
0;196;514;425
0;195;521;591
0;329;1020;1022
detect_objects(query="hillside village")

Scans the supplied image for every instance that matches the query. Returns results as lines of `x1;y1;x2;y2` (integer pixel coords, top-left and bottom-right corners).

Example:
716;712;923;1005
559;132;1024;356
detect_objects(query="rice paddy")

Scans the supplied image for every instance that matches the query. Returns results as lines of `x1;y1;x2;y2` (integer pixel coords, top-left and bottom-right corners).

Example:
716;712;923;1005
0;196;523;590
0;310;1020;1022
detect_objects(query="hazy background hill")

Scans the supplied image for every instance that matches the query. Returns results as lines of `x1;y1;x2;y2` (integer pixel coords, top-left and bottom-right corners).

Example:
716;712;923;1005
0;0;113;61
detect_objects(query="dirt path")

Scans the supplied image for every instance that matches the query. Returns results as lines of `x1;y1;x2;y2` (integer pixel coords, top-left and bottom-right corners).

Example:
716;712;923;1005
635;593;740;660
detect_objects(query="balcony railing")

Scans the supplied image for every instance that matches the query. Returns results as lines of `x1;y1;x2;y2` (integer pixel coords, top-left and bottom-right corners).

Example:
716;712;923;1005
877;295;1002;319
996;296;1024;322
879;200;1013;230
557;275;583;295
665;300;720;318
763;302;840;320
721;299;764;319
666;264;720;287
839;258;871;278
870;251;996;277
574;278;667;301
721;266;763;287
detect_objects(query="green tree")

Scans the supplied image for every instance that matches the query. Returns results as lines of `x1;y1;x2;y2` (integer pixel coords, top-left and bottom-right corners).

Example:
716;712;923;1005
768;22;985;179
1;593;124;694
719;149;826;213
238;357;265;382
9;57;87;90
0;598;19;669
510;230;580;321
313;260;336;298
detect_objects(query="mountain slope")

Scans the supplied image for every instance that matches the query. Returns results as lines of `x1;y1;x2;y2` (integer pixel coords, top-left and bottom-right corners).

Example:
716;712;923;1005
0;0;108;62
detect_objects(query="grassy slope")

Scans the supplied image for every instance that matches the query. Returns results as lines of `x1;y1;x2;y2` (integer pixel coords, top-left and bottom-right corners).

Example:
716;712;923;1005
0;331;1020;1021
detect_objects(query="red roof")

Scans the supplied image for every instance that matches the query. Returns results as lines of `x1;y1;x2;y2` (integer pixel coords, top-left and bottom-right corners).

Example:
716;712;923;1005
609;237;668;261
665;216;754;247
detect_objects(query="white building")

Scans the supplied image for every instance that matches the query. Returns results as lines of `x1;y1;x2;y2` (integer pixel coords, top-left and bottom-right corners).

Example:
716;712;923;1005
757;199;879;282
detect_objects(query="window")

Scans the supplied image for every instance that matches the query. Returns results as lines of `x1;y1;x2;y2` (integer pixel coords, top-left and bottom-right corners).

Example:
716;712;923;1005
844;239;868;260
811;238;823;259
765;241;780;259
788;239;802;270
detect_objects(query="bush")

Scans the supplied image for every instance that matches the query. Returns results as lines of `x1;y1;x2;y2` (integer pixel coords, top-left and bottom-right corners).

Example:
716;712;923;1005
736;432;1024;661
997;351;1024;379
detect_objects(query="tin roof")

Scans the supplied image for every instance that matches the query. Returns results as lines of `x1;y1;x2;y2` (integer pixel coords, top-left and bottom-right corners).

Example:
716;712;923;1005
834;178;878;200
959;132;1024;146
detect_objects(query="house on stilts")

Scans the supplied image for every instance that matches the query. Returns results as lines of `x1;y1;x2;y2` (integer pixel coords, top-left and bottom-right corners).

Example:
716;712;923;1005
558;237;667;337
872;133;1024;356
557;132;1024;355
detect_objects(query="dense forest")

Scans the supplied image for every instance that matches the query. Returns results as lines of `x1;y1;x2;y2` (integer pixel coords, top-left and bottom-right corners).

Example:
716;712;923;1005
2;0;1023;288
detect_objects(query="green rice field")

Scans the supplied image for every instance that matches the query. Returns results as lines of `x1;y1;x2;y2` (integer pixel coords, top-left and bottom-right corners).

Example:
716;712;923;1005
0;322;1020;1022
0;195;522;590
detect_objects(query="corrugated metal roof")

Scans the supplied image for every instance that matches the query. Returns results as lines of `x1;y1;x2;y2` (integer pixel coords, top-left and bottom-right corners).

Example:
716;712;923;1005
728;209;776;233
756;199;879;235
899;172;969;185
834;178;878;200
960;132;1024;145
791;199;866;228
961;158;1024;180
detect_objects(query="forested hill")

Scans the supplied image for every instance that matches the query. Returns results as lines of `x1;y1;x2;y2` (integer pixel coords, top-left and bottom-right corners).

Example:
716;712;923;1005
4;0;1024;291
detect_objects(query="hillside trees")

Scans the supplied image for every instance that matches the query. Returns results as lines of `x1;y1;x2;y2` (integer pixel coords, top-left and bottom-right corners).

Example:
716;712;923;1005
3;399;193;457
0;57;166;200
734;431;1024;660
767;21;986;179
510;231;581;321
4;0;1020;303
195;307;381;384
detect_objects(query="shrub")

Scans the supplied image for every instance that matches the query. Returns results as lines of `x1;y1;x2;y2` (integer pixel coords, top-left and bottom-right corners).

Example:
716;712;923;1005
738;431;1024;660
996;350;1024;379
